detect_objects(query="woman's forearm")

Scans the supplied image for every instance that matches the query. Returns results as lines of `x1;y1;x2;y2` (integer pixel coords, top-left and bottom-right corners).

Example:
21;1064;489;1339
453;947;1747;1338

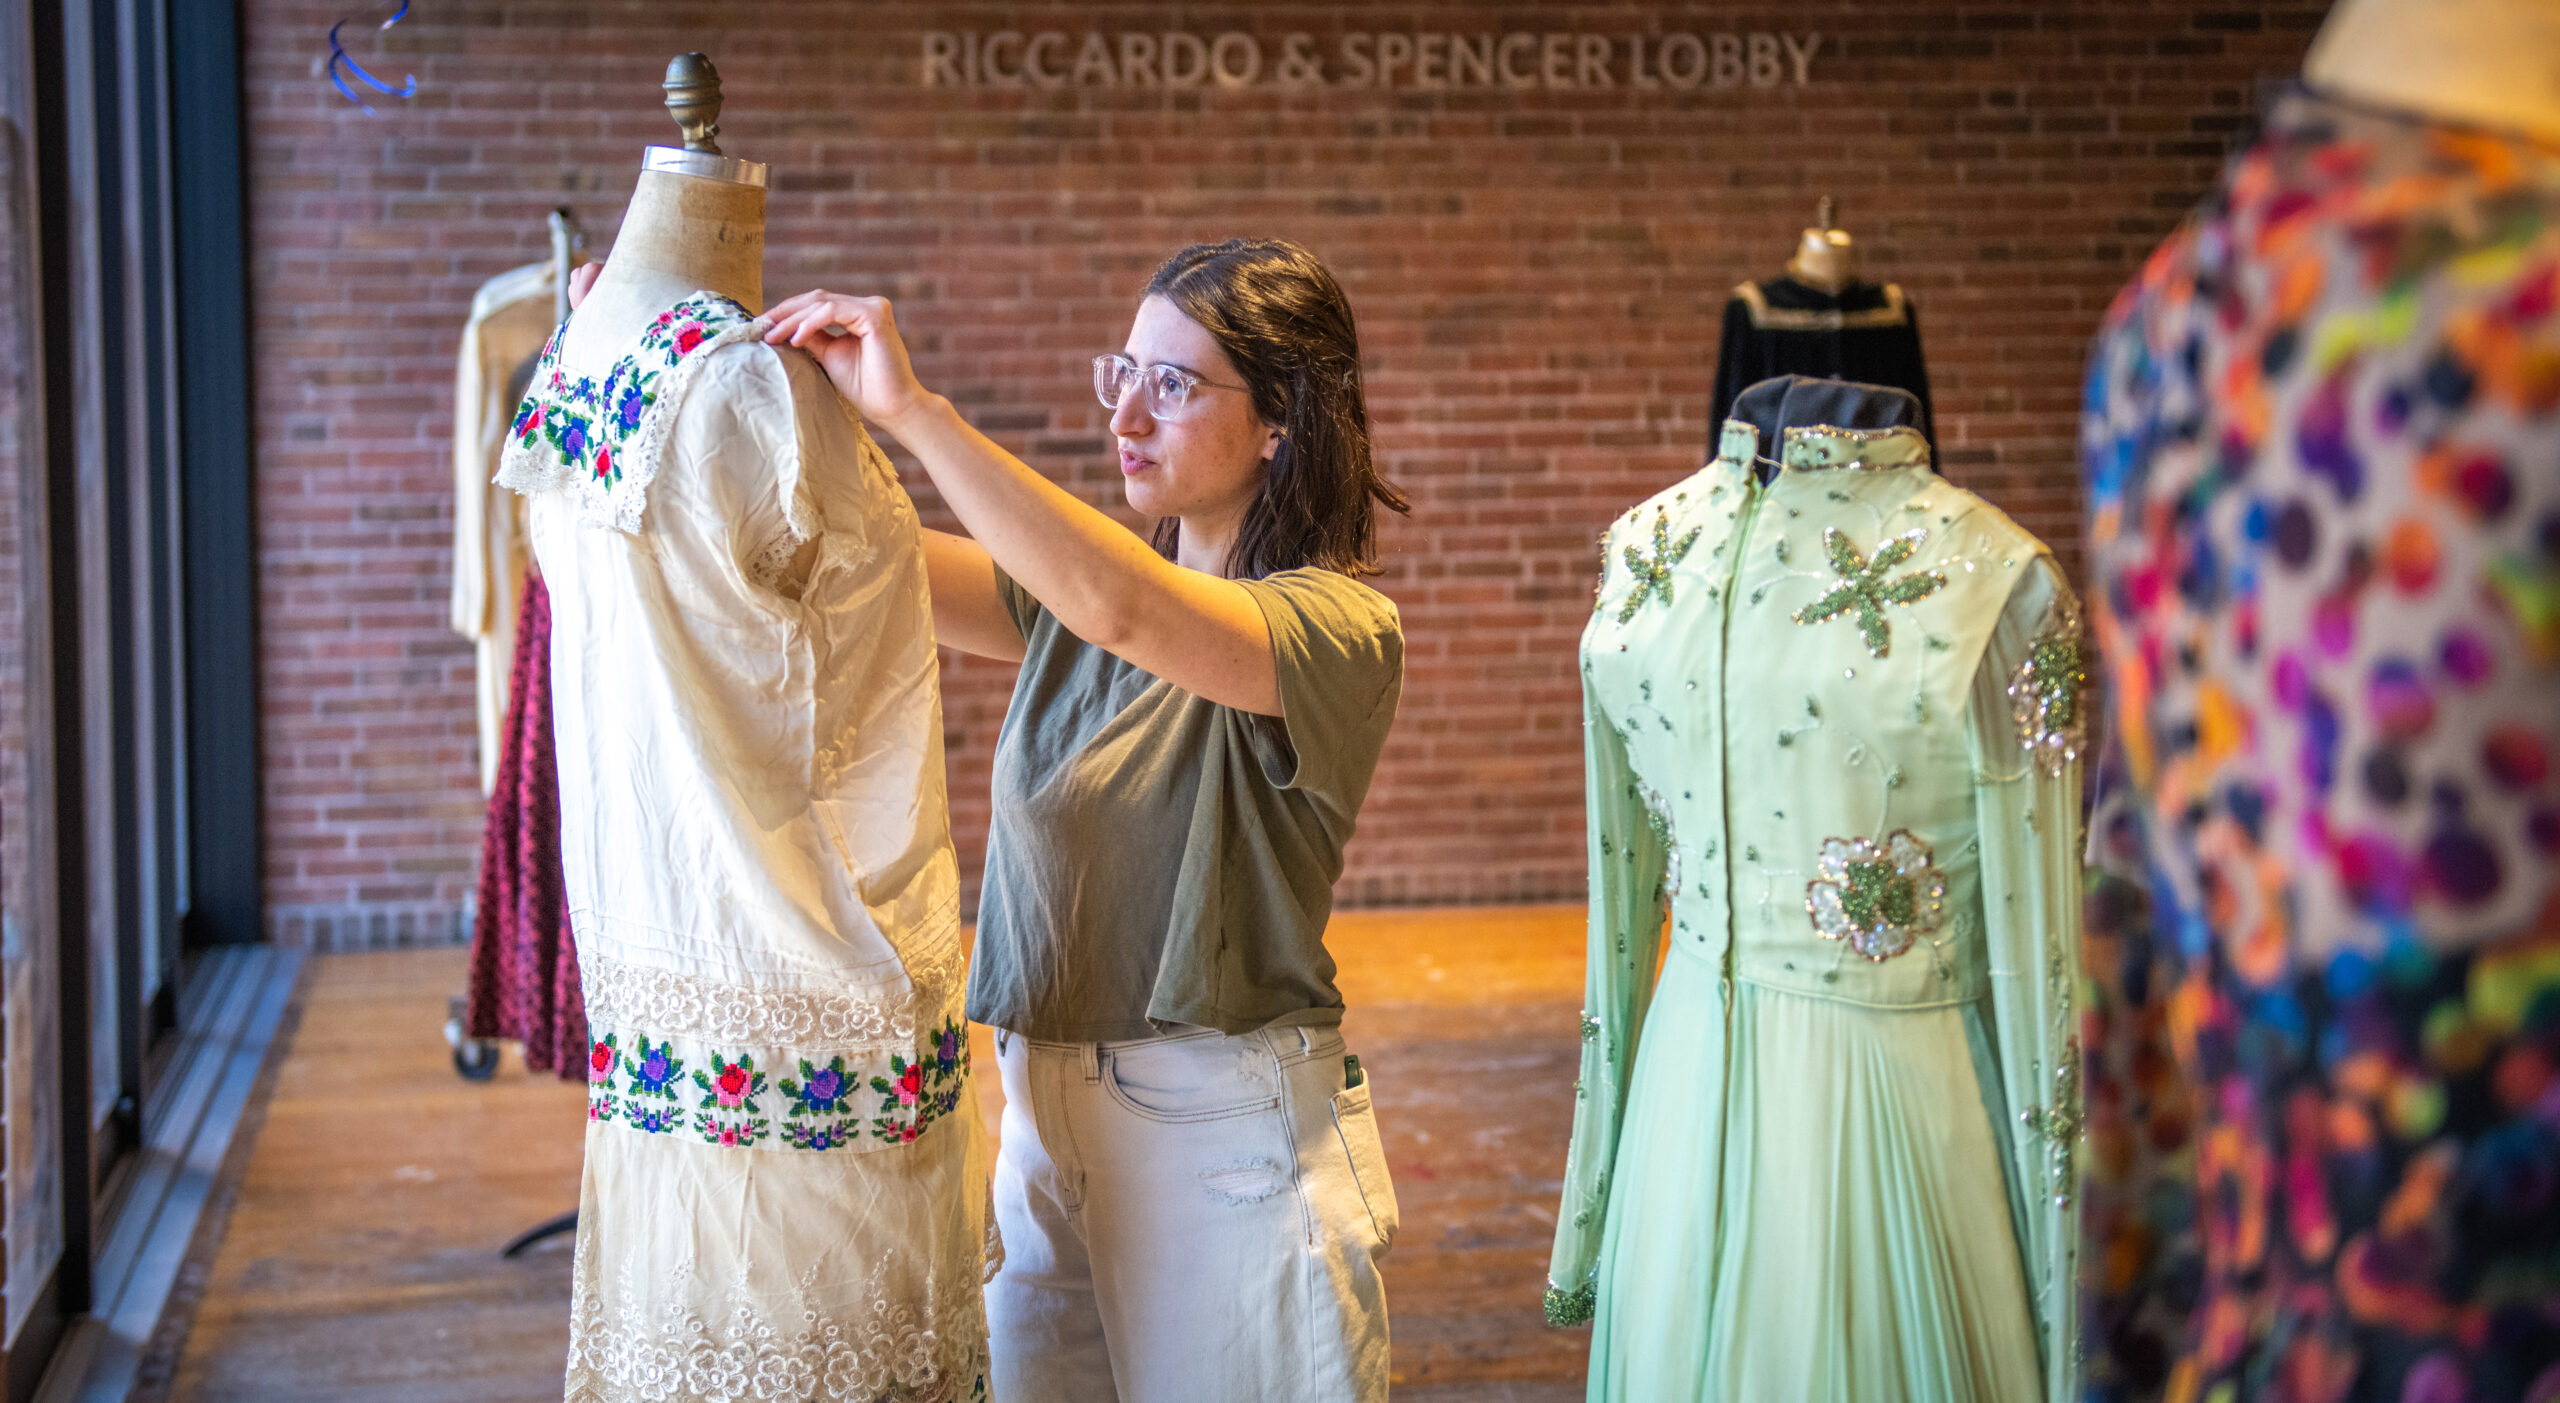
762;287;1279;711
886;394;1279;712
890;395;1177;649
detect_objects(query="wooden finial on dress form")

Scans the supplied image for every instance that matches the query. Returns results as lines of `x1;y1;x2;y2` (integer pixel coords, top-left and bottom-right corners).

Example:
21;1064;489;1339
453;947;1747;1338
1818;196;1836;233
664;52;723;155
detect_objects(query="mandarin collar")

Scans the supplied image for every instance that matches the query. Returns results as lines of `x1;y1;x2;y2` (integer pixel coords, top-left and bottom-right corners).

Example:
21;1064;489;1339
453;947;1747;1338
1715;420;1935;489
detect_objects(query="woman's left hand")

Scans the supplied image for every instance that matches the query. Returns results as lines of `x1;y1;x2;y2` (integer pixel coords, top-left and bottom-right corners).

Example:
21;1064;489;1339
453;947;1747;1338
762;290;938;433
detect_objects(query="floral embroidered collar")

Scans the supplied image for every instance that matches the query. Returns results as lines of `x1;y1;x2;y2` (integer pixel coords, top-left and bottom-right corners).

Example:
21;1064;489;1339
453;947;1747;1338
494;291;764;533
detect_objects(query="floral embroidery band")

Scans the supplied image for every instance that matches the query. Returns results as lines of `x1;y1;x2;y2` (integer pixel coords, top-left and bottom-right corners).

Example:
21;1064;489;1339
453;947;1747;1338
1804;829;1948;961
586;1017;970;1151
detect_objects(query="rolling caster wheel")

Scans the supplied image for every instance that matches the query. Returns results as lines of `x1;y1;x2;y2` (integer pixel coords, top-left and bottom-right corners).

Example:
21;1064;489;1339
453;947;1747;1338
452;1039;501;1081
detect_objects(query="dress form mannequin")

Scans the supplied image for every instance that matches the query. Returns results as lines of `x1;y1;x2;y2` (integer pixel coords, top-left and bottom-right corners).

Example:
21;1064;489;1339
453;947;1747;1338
1709;197;1932;447
558;53;767;373
502;51;996;1398
1782;197;1856;295
2305;0;2560;142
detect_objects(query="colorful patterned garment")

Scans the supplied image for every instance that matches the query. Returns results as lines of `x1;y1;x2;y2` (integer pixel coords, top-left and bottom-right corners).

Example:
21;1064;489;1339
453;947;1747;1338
2082;88;2560;1403
464;573;585;1079
2079;742;2210;1402
501;292;992;1403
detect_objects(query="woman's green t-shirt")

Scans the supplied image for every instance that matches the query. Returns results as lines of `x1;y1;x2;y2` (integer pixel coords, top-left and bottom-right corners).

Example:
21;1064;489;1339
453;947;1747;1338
966;565;1403;1043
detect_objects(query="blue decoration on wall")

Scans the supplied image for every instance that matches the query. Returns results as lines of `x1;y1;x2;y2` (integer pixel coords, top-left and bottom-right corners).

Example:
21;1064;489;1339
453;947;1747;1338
328;2;416;116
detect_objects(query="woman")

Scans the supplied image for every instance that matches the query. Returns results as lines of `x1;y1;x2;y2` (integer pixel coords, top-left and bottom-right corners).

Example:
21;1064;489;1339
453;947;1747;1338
763;239;1411;1403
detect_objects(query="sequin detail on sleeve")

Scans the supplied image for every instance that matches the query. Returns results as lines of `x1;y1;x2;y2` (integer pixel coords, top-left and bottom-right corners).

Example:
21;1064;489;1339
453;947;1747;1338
2018;1038;2083;1209
2007;598;2090;776
1543;1278;1597;1328
1634;774;1682;898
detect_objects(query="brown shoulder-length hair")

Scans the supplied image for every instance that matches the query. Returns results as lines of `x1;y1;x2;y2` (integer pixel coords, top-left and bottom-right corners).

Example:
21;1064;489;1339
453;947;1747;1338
1142;238;1411;579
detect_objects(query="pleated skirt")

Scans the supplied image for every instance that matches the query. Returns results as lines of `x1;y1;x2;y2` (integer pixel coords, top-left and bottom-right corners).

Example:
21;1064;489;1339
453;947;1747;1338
1586;946;2043;1403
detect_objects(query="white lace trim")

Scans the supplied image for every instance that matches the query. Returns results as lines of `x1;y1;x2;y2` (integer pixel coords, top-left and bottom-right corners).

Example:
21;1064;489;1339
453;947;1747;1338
745;530;808;594
565;1244;988;1403
495;305;769;535
582;939;964;1053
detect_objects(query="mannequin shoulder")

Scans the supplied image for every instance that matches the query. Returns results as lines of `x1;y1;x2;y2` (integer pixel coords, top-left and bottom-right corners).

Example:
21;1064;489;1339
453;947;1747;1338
664;335;823;429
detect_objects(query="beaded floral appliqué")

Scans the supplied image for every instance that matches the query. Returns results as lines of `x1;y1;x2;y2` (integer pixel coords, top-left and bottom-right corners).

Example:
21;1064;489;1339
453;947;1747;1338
1804;830;1948;961
2008;600;2091;776
1614;508;1702;623
1792;526;1946;657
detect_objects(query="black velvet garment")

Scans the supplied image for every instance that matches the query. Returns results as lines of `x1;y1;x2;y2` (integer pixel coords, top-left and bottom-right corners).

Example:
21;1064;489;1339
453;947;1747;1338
1706;277;1935;455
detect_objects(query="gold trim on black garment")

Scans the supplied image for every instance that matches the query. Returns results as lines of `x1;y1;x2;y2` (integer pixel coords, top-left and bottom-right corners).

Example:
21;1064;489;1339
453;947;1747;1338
1734;280;1911;331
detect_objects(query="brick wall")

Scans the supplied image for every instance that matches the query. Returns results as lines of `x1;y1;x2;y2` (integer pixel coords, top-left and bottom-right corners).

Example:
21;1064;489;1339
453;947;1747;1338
244;0;2326;939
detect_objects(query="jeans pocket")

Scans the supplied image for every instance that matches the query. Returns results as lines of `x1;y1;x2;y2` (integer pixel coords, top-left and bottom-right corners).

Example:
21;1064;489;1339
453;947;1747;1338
1330;1081;1400;1252
1102;1035;1282;1124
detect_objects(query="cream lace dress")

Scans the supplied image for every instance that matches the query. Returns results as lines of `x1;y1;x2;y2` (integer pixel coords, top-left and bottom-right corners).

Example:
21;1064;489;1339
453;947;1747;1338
499;292;994;1403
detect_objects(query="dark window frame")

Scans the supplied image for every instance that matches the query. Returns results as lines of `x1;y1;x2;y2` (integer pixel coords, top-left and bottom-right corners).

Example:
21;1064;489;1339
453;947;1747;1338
3;0;259;1390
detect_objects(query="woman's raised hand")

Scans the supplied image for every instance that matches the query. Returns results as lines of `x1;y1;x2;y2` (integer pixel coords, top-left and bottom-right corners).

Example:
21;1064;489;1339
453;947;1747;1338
762;290;935;432
566;261;603;309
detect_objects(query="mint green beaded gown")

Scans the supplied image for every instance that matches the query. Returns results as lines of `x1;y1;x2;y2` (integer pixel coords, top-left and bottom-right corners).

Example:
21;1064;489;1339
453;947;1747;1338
1547;413;2085;1403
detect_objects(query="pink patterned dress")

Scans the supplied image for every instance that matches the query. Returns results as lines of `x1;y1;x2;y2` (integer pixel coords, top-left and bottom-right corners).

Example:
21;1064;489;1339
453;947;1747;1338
466;572;587;1079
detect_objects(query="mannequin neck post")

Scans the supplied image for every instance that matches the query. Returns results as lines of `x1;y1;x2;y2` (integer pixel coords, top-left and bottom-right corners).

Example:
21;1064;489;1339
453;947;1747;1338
560;169;766;370
1785;229;1858;295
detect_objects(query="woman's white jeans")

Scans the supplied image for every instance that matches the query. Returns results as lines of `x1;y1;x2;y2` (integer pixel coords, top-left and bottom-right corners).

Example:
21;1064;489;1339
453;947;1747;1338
984;1022;1398;1403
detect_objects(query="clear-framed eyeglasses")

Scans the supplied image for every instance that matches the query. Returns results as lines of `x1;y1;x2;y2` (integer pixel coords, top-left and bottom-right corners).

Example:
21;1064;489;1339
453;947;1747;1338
1093;353;1250;422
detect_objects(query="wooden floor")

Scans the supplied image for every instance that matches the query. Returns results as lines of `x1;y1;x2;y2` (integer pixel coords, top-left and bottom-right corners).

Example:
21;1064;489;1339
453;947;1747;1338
163;907;1591;1402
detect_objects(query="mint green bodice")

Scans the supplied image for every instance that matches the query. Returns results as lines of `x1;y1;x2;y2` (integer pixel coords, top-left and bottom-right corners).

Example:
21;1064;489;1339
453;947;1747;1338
1588;422;2031;1007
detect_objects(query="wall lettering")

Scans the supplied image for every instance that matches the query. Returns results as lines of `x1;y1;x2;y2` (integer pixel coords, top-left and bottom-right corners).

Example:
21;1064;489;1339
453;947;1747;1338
920;31;1824;90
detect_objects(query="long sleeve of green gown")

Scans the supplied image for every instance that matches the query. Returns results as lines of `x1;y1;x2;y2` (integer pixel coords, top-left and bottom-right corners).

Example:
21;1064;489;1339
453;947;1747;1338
1968;556;2087;1403
1545;658;1669;1327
